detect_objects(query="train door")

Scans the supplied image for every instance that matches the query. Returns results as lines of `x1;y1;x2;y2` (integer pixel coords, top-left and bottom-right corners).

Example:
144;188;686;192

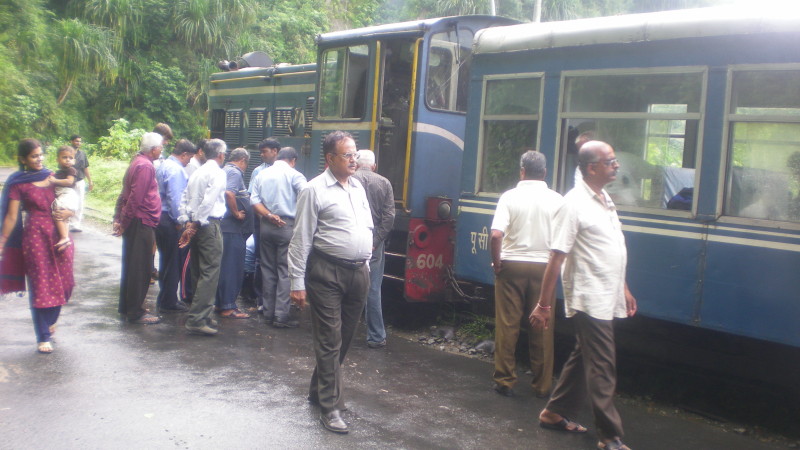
376;39;417;202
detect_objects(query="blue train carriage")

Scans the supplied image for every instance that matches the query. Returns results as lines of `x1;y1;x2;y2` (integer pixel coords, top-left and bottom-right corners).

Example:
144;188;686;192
455;7;800;347
311;16;517;302
207;56;317;183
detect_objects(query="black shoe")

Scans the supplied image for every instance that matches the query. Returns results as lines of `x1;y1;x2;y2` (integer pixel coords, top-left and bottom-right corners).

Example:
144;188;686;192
128;313;161;325
206;317;219;328
320;410;348;434
494;384;514;397
186;323;218;335
367;339;386;349
159;301;189;313
273;319;299;328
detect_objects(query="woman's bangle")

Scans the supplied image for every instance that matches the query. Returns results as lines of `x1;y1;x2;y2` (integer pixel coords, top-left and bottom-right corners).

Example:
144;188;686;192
536;302;551;310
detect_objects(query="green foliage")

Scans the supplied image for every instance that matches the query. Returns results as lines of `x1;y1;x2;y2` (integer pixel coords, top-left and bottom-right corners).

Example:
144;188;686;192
95;118;145;160
458;314;493;343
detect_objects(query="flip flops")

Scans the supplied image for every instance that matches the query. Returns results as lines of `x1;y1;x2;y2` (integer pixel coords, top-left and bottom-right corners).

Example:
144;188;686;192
37;342;53;354
597;438;631;450
539;417;588;433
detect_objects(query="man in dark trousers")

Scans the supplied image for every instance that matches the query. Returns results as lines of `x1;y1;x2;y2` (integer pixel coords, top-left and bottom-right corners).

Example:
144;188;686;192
113;132;163;324
531;141;638;450
288;131;373;434
178;139;228;335
352;149;394;348
251;147;307;328
155;139;196;313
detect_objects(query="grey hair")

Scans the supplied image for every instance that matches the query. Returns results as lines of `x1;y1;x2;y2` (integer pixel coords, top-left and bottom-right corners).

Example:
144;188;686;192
277;147;298;161
228;147;250;163
203;139;227;160
139;132;163;153
520;150;546;180
356;149;375;169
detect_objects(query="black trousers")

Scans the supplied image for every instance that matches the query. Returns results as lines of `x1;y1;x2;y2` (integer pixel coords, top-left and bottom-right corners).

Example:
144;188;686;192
119;218;155;320
306;252;369;413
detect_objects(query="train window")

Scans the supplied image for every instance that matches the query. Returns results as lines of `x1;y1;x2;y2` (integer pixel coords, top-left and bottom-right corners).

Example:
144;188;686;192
725;69;800;222
426;28;474;113
478;76;541;193
560;72;702;210
319;45;369;119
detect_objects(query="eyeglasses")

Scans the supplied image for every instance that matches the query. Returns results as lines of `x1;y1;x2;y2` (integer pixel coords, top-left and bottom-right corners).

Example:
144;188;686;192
334;152;358;160
592;158;618;166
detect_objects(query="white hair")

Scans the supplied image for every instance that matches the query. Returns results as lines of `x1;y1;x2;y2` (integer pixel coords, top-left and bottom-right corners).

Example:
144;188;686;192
356;149;375;169
140;132;163;153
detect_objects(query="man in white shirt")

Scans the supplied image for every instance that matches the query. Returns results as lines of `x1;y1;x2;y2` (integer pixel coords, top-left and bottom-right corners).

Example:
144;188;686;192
490;150;563;398
288;131;373;434
531;141;638;450
178;139;228;336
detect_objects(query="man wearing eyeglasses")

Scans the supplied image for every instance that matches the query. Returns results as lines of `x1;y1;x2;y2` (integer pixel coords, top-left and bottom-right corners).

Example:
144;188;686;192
529;141;638;450
288;131;373;434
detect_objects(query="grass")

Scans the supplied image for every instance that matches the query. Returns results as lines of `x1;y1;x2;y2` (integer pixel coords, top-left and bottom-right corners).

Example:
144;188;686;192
84;158;129;221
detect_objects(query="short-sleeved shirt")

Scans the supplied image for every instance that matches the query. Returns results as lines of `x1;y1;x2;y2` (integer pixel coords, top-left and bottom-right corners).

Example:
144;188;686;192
54;167;78;183
491;180;563;263
552;180;628;320
221;163;248;234
249;160;307;219
73;150;89;181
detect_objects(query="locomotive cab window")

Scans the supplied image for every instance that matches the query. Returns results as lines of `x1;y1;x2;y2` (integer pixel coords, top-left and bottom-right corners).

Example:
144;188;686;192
725;68;800;223
560;71;703;211
319;45;369;119
477;75;542;194
426;28;474;112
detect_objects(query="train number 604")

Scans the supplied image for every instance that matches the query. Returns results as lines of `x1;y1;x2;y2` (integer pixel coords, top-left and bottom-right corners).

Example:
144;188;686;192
416;253;444;270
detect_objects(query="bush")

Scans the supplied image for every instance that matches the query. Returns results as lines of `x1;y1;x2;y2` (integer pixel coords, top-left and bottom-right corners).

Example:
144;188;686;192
95;118;145;160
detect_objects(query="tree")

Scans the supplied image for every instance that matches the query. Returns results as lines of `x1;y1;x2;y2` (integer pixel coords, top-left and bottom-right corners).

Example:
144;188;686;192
53;18;119;104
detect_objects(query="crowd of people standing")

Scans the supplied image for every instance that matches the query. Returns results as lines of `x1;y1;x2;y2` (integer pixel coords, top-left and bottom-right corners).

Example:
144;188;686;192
1;127;637;445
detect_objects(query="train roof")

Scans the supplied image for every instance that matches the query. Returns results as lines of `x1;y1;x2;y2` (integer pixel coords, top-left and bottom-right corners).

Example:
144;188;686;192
474;6;800;55
209;63;316;81
317;15;518;45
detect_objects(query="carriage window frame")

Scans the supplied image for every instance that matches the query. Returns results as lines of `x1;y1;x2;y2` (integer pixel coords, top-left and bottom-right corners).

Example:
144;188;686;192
475;73;543;195
557;67;706;215
721;64;800;227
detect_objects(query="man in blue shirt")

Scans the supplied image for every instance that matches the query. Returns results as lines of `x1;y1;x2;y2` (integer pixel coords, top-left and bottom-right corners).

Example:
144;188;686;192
251;147;307;327
154;139;196;312
216;148;251;318
248;138;280;313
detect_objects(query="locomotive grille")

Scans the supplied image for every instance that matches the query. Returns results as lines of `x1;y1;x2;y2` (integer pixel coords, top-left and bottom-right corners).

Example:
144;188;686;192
224;109;243;147
273;108;294;137
210;109;225;140
247;108;266;146
304;97;315;135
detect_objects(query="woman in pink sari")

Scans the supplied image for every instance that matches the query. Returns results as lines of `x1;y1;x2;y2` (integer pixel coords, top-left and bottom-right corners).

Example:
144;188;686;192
0;139;75;353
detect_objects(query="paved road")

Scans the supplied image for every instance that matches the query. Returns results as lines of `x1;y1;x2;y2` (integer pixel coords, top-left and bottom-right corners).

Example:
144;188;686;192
0;223;785;449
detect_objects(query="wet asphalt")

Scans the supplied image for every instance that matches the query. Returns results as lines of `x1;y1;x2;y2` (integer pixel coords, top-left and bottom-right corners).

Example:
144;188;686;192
0;215;786;449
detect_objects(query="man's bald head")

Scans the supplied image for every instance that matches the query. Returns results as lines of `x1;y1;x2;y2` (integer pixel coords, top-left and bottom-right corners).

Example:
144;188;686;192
578;141;612;176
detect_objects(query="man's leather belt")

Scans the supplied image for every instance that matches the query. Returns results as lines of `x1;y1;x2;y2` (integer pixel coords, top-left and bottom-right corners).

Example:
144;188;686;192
313;248;365;270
